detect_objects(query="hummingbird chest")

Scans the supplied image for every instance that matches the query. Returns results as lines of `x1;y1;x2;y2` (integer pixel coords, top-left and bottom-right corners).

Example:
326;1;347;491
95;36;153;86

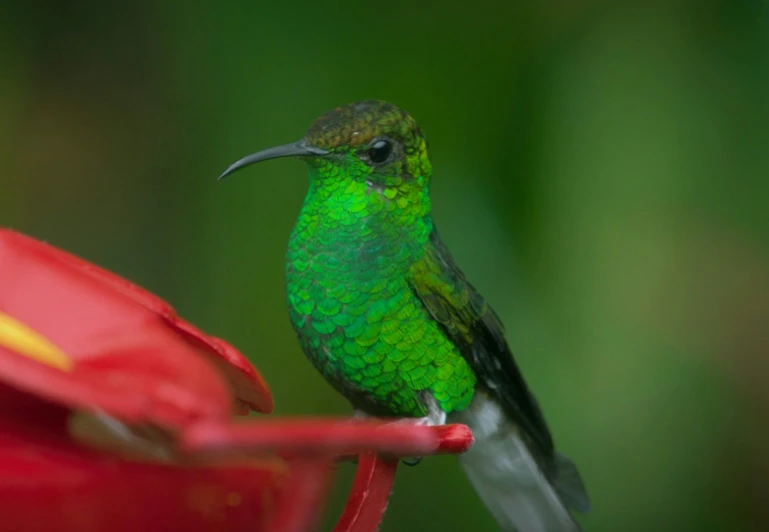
284;231;457;416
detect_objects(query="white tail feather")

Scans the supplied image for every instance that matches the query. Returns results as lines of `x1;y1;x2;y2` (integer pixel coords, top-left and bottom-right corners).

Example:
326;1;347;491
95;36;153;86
450;394;586;532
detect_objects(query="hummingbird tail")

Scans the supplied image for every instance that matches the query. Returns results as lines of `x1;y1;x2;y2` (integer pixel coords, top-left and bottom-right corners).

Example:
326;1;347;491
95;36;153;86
451;394;589;532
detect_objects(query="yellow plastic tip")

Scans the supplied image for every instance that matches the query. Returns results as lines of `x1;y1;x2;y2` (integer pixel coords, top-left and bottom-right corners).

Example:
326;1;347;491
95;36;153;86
0;312;73;371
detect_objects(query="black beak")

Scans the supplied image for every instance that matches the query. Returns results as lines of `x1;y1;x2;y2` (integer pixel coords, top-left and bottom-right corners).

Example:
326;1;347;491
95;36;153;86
218;141;329;180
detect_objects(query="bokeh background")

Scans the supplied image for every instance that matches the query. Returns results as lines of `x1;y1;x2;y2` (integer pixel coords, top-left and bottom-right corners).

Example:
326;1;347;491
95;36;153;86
3;1;768;530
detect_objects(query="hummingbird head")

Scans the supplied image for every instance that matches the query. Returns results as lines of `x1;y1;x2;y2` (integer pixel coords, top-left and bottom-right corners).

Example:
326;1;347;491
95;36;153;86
219;100;432;191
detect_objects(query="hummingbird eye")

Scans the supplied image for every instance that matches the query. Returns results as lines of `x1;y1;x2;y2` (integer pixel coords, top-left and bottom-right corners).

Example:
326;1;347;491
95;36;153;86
367;139;393;164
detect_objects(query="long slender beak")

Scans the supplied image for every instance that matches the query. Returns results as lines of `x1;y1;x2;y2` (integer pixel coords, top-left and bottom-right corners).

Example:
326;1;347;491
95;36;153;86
217;141;329;180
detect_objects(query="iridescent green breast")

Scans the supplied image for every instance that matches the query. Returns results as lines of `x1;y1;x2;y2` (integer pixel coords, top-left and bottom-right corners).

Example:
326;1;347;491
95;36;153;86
285;176;476;418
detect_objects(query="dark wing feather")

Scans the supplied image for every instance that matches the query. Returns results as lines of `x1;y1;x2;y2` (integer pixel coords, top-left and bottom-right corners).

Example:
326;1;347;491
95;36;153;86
408;227;554;457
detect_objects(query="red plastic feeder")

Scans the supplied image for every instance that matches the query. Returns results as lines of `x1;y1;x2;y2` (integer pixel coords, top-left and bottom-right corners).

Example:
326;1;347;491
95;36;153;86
0;229;473;532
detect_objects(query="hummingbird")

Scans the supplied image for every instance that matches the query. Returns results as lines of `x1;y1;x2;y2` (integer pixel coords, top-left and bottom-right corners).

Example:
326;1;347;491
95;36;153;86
219;100;590;531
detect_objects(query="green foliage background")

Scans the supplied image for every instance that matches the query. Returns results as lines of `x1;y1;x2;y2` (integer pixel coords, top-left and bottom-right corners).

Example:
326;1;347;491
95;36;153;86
2;2;768;530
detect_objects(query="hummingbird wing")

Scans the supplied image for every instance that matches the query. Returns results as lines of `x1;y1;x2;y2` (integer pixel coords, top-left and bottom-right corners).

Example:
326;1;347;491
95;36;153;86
407;226;555;458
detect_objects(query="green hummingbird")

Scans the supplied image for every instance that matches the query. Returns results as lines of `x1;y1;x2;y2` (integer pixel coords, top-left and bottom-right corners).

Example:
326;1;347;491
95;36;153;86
219;100;590;531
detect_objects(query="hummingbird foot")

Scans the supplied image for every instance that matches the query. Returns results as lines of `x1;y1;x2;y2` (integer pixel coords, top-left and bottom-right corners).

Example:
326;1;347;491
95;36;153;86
409;409;447;427
414;392;447;427
347;395;447;467
393;394;446;467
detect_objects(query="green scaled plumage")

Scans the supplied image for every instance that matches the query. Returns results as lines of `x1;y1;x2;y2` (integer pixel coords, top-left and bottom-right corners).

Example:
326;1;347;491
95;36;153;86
286;102;477;418
219;100;590;532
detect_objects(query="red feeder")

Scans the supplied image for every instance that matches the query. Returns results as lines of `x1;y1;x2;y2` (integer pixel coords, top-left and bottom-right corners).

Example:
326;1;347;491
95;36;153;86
0;229;473;532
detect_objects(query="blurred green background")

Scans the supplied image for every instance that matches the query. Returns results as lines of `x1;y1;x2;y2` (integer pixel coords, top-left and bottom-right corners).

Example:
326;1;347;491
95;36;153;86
2;1;768;530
